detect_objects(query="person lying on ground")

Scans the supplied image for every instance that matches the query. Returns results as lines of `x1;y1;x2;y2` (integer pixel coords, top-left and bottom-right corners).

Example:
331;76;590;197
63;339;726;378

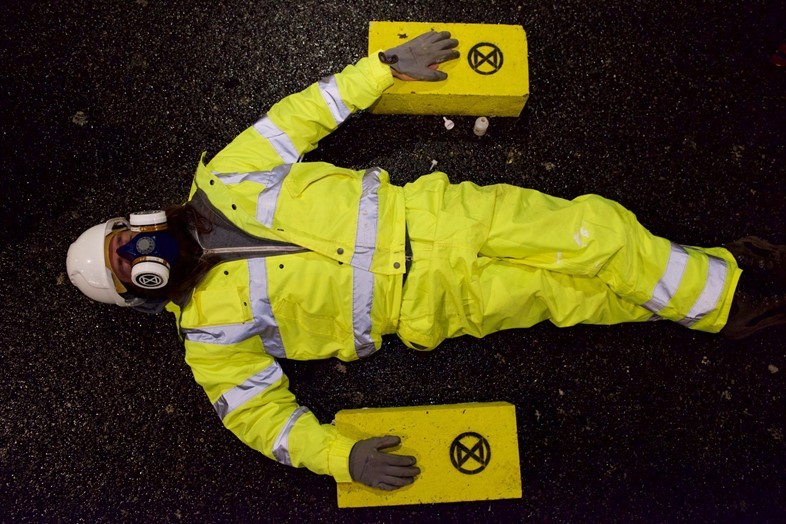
67;31;786;491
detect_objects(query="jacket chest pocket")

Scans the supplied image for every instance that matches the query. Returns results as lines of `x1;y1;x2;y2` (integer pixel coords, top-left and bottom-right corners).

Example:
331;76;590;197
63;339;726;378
192;288;253;326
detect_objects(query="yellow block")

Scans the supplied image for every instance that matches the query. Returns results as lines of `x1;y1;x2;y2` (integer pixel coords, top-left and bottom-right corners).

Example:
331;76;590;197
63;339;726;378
368;21;529;117
336;401;521;508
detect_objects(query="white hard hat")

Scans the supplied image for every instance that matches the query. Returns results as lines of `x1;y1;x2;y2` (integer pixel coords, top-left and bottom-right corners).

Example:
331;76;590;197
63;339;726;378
66;218;144;307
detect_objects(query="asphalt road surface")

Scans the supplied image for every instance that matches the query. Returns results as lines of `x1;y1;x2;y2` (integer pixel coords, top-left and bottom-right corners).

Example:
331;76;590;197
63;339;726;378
2;1;785;521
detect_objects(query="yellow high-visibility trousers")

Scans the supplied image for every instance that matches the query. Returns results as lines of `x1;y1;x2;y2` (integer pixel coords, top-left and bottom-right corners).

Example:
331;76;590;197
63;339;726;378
397;173;741;350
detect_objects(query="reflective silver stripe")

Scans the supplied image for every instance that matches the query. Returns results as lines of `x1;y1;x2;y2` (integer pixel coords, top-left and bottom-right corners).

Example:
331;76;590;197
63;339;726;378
253;115;299;163
247;258;286;357
643;243;689;313
182;322;256;345
214;172;249;185
350;168;381;357
272;406;310;466
318;76;351;127
212;362;284;420
351;168;381;268
251;166;289;228
182;259;286;358
213;166;291;227
678;256;728;327
352;268;375;357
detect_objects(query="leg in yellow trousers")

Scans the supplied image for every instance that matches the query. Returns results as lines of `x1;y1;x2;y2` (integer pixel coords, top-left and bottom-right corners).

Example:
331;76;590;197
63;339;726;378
397;173;741;350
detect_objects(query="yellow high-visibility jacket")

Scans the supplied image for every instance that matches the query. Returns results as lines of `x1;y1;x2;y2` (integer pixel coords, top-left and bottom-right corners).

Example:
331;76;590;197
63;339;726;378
172;54;402;482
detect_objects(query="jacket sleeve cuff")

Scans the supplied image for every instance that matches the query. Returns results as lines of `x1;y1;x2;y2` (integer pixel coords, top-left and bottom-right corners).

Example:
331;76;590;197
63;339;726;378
328;434;357;483
367;50;395;92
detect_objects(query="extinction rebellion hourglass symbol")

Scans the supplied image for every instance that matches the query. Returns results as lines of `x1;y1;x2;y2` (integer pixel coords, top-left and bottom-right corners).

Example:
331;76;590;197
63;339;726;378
450;432;492;474
467;43;504;75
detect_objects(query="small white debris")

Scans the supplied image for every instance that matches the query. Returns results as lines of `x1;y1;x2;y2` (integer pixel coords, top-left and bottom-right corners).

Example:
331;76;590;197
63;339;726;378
442;116;454;130
430;159;438;171
473;116;489;136
768;364;779;374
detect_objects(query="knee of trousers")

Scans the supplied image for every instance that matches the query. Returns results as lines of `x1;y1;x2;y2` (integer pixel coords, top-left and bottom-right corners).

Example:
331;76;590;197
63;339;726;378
568;194;643;260
574;194;638;231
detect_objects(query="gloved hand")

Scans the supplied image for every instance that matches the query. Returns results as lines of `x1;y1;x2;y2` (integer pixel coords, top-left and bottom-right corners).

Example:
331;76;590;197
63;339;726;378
379;31;460;81
349;435;420;490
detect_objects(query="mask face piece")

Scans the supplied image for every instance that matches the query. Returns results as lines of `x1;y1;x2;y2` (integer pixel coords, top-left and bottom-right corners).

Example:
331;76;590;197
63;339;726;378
116;230;179;290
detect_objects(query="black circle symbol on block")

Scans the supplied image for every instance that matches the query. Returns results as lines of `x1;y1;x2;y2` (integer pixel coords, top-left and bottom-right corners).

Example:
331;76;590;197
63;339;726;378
450;432;492;474
468;43;504;75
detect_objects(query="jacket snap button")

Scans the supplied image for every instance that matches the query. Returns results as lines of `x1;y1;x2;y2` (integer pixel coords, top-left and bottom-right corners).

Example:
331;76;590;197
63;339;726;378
232;204;237;210
210;180;215;185
224;270;229;275
393;262;400;269
337;248;344;255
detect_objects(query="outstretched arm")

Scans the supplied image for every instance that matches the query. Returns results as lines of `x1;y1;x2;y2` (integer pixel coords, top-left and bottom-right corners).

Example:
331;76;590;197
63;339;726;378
184;334;421;489
207;55;392;174
185;335;358;481
207;31;459;174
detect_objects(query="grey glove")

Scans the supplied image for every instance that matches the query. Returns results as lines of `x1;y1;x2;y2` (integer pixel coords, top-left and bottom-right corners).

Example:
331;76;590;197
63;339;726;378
379;31;460;81
349;435;420;490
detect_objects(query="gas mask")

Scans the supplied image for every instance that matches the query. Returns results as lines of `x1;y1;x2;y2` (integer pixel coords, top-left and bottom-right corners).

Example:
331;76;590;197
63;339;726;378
116;210;179;290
